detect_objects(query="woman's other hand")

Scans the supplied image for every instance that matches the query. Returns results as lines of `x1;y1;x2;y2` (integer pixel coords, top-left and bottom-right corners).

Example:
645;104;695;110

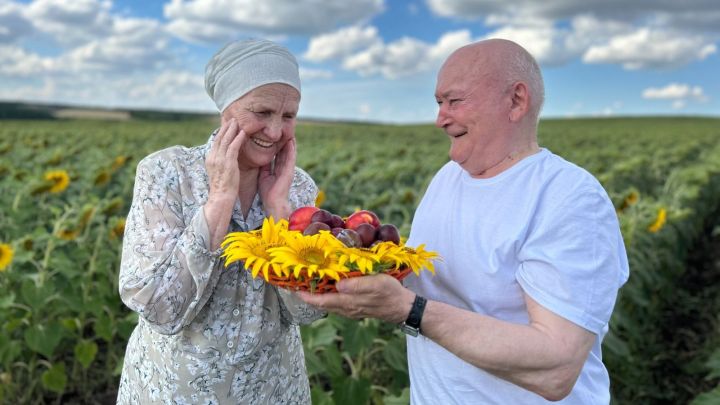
204;119;246;249
258;137;296;220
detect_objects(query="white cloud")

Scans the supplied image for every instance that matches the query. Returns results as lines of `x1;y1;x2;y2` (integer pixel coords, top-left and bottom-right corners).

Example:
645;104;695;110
642;83;707;101
0;45;56;76
343;37;428;78
426;0;720;32
127;71;206;104
164;0;385;43
583;28;716;69
0;1;33;43
341;30;472;78
299;67;333;80
60;18;172;73
304;25;381;62
26;0;114;45
672;100;686;109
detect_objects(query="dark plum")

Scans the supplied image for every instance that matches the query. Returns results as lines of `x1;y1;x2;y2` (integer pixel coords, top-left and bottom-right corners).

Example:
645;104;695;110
303;221;331;235
336;229;363;247
310;209;334;226
376;224;400;244
354;223;376;247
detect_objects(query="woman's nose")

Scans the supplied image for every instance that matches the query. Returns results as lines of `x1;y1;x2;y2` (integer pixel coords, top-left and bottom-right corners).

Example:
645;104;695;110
263;117;283;140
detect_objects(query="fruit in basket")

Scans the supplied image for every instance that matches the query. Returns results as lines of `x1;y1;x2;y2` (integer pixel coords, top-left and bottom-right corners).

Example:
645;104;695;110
329;214;345;229
310;209;334;226
345;210;381;230
289;206;319;232
377;224;400;244
303;221;331;235
336;228;363;247
354;223;377;247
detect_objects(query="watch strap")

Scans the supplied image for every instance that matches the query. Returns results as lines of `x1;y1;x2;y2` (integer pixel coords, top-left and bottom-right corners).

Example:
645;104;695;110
401;295;427;336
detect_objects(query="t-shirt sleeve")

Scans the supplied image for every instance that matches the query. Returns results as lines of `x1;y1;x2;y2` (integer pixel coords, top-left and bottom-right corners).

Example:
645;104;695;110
515;186;629;334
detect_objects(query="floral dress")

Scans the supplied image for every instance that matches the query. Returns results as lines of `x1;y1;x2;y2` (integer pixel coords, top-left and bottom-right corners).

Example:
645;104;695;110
117;132;324;404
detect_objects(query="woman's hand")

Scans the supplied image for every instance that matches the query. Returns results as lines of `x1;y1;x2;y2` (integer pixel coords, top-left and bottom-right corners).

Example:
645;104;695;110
204;119;246;249
259;138;296;220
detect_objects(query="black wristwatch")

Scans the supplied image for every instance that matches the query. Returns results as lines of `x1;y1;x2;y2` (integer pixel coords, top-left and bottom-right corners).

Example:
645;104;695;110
399;295;427;337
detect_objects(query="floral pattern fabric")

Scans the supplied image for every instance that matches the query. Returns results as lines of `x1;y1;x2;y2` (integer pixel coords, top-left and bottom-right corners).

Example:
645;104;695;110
117;132;324;404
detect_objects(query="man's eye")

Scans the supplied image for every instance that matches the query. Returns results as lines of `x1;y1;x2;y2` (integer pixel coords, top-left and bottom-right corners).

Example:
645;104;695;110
449;99;460;105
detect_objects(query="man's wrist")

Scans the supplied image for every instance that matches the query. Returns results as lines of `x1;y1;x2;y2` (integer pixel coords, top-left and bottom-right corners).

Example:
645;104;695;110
400;294;427;337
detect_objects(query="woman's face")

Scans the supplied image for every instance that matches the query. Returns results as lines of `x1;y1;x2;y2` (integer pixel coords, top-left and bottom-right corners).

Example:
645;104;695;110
221;83;300;172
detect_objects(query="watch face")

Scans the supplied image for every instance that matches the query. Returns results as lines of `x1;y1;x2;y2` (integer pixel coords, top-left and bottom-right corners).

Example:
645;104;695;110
400;323;419;337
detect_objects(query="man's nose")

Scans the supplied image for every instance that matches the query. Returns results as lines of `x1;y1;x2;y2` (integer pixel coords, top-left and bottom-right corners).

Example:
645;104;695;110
435;106;450;128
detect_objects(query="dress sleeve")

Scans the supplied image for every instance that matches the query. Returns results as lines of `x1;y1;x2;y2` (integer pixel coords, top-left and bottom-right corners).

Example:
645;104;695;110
118;152;223;335
516;187;629;334
275;167;327;324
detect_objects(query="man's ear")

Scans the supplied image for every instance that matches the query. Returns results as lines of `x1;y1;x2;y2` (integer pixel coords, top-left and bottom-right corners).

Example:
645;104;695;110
508;81;530;122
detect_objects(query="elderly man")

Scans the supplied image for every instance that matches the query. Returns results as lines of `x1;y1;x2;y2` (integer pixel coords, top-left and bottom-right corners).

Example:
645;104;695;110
299;39;629;404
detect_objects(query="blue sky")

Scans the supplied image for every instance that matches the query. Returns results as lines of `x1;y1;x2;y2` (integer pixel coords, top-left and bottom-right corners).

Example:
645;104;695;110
1;0;718;123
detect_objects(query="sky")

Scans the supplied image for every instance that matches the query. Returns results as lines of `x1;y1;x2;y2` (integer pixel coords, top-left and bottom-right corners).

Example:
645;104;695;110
1;0;718;123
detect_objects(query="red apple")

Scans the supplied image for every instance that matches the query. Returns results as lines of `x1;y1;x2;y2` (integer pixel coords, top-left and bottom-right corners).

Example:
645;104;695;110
345;210;381;230
288;206;319;232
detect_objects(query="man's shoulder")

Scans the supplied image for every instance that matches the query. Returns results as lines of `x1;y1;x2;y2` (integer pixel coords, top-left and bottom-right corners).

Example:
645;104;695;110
539;150;603;192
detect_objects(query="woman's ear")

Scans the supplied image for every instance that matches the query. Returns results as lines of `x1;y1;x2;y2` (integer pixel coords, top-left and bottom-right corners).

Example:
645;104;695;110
508;81;530;122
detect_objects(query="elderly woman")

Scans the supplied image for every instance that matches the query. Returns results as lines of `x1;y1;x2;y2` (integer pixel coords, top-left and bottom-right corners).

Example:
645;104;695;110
117;39;324;404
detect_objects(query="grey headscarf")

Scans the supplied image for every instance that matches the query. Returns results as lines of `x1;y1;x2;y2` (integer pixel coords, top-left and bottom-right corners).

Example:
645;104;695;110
204;38;301;112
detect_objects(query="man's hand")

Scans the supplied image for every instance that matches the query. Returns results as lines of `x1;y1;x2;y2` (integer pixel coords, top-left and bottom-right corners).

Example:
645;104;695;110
297;274;415;323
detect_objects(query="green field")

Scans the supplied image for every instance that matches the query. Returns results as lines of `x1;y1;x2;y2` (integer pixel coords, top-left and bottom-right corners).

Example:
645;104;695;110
1;117;720;404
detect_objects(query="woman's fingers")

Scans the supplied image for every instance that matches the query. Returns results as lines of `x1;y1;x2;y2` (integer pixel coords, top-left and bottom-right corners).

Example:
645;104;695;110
219;119;238;152
226;129;246;159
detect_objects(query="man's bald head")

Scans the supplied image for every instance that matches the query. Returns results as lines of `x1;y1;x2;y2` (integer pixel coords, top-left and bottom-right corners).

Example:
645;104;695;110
442;39;545;123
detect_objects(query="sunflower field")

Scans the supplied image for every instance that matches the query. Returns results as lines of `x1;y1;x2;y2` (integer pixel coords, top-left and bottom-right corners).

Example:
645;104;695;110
1;116;720;404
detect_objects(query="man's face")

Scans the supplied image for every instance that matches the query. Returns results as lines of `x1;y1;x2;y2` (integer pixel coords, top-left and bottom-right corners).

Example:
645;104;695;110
434;54;509;176
221;83;300;172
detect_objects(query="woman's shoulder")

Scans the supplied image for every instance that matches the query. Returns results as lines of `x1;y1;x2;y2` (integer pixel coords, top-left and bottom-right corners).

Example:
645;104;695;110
289;167;318;207
136;145;206;173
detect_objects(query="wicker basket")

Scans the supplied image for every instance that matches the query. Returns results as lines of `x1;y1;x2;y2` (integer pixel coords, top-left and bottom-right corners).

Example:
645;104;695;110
264;266;413;294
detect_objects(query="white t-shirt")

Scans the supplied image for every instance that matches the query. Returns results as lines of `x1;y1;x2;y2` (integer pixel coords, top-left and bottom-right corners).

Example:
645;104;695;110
404;149;629;404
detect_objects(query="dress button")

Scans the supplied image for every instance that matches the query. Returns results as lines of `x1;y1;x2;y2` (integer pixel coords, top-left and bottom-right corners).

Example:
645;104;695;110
227;341;234;348
232;308;240;317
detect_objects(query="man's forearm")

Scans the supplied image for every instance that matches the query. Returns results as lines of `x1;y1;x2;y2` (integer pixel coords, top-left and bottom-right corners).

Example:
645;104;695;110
419;298;593;401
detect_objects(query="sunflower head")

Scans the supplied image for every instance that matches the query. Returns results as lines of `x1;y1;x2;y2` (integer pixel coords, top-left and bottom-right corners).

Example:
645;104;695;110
0;243;15;271
44;170;70;193
268;231;348;281
221;216;289;280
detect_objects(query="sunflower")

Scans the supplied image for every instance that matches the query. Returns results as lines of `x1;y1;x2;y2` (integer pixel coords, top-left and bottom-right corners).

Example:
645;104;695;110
395;244;439;275
111;155;128;172
0;243;14;271
94;170;111;186
268;231;348;281
222;217;288;280
648;207;667;233
315;189;326;207
371;241;409;269
109;218;126;240
44;170;70;193
57;228;79;241
338;246;382;274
